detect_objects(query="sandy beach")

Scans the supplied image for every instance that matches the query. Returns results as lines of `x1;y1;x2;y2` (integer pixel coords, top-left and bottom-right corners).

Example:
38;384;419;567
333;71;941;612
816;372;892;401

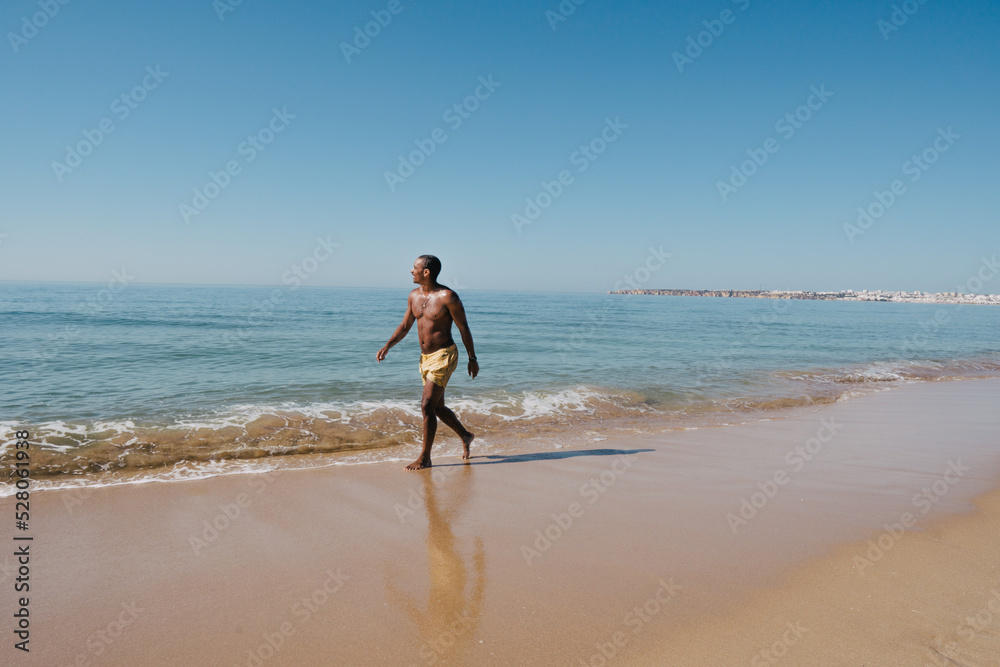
4;377;1000;666
6;0;997;664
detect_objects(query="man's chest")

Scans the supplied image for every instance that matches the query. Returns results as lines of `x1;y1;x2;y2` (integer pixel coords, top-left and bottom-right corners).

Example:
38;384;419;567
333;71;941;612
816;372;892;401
413;300;449;321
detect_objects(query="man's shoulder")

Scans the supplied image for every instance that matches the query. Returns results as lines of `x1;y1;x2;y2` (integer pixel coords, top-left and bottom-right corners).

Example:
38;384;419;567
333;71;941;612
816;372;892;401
437;286;459;301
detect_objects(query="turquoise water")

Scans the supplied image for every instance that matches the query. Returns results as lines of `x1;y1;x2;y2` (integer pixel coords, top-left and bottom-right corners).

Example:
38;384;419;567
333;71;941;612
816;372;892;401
2;282;999;487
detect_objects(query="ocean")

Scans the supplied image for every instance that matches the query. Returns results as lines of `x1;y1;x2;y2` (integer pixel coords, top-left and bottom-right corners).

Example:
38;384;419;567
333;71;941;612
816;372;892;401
2;282;998;493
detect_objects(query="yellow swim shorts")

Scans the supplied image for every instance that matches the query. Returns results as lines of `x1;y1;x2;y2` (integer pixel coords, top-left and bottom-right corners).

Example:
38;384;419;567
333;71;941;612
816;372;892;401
419;344;459;388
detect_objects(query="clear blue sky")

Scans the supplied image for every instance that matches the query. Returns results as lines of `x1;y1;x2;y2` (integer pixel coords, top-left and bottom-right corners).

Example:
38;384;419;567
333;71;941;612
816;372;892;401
2;0;998;293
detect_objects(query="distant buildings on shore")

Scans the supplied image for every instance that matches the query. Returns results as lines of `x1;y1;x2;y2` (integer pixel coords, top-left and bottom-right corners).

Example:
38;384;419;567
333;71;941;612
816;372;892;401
607;288;1000;305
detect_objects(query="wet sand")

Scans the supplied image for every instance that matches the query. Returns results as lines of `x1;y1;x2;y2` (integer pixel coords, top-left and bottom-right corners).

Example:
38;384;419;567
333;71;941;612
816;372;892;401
2;378;999;665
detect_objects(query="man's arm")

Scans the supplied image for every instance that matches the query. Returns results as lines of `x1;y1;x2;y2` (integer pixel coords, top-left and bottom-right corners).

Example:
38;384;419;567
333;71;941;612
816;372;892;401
376;297;415;362
445;292;478;379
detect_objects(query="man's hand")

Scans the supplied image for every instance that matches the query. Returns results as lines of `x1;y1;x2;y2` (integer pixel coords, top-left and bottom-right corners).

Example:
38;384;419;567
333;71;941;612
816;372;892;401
468;360;479;379
376;346;389;362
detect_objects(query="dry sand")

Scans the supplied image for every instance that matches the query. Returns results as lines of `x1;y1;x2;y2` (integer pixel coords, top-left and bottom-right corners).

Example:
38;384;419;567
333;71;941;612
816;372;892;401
2;378;999;665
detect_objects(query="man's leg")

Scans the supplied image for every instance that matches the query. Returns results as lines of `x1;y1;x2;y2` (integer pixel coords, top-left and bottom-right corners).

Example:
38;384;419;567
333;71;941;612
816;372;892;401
435;402;475;460
406;379;445;470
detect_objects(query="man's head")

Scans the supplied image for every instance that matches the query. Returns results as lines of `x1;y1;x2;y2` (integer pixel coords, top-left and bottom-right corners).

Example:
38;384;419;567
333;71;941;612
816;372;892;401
412;255;442;284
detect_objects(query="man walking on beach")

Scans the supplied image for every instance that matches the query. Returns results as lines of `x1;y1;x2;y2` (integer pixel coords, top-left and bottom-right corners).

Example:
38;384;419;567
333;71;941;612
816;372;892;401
377;255;479;470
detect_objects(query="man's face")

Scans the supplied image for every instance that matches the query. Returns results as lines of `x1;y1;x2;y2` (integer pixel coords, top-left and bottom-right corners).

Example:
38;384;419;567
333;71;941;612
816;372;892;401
411;260;426;283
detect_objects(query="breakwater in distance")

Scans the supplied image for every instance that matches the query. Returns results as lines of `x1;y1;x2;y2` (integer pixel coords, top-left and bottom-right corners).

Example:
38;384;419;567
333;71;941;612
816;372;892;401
608;288;1000;305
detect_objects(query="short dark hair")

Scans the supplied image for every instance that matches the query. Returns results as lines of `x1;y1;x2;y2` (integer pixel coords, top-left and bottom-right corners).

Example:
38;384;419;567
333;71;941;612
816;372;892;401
417;255;442;280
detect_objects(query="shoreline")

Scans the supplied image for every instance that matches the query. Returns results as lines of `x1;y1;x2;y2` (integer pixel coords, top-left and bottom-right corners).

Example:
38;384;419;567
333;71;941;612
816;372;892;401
9;366;1000;497
2;378;999;665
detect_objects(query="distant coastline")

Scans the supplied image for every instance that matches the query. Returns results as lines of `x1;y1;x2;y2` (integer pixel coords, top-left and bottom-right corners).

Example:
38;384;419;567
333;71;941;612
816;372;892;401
607;288;1000;305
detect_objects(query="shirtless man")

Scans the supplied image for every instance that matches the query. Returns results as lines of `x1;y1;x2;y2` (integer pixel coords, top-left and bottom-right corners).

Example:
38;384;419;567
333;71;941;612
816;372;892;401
376;255;478;470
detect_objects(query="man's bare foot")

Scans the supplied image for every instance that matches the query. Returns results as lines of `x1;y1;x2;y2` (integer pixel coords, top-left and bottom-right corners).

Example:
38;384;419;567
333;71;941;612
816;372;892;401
461;432;475;460
405;457;431;471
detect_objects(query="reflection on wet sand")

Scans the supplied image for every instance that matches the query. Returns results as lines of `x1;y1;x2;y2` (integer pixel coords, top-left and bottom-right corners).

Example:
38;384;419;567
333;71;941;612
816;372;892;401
386;466;486;665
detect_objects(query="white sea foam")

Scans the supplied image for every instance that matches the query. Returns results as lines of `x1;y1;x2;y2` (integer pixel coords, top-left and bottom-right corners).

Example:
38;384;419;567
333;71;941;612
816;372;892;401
5;359;1000;496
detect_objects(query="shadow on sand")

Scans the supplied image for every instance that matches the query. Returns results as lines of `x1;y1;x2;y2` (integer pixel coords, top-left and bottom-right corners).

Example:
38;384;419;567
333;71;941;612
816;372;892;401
434;447;654;467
